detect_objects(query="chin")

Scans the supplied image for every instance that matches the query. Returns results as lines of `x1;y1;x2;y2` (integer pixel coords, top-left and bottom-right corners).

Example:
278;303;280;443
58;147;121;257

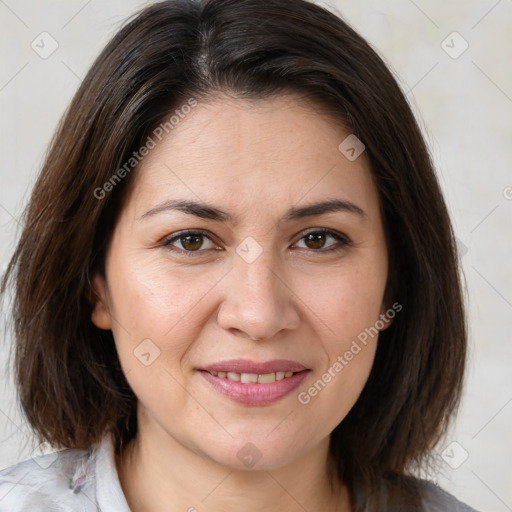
199;433;309;472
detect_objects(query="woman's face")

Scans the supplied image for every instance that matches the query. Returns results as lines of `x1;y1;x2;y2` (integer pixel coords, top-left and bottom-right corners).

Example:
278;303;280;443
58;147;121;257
92;94;390;469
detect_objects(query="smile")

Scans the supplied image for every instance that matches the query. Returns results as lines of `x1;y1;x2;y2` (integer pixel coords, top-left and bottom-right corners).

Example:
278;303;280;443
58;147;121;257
198;360;311;406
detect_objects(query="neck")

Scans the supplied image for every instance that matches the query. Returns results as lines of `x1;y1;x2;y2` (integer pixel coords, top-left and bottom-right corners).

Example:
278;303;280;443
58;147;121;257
116;409;351;512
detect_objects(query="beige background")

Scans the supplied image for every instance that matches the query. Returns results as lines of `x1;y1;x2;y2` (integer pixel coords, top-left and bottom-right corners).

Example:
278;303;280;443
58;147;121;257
1;1;511;511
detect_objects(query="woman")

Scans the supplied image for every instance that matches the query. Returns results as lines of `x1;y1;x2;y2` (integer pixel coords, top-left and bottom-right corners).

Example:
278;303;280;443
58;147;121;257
0;0;477;510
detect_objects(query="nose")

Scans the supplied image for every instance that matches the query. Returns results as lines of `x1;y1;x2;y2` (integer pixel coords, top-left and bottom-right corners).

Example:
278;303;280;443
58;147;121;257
216;248;301;341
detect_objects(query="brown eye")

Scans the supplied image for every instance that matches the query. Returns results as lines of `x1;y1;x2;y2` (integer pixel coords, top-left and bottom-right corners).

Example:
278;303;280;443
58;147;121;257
163;230;217;253
294;229;350;252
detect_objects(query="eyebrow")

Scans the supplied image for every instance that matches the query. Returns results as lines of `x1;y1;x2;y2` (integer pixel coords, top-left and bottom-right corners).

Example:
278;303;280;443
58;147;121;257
139;198;367;224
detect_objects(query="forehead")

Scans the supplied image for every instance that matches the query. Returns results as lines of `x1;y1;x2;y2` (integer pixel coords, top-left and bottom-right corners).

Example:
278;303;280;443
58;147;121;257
125;93;379;221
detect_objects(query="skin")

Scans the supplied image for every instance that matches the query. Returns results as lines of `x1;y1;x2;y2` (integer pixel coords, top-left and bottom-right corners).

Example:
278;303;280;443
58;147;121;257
91;93;391;512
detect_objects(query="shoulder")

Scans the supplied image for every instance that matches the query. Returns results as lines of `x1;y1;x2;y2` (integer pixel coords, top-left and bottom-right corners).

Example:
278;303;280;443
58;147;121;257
376;474;481;512
416;478;480;512
0;444;98;512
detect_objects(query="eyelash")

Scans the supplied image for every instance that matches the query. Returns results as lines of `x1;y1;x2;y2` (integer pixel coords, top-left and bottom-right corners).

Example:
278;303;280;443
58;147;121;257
161;228;351;257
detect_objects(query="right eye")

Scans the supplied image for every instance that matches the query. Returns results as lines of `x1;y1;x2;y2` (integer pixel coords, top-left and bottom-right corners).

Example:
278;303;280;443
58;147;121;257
161;229;220;256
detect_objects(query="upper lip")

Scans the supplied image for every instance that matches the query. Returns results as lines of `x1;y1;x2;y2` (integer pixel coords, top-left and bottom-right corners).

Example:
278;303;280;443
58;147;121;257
200;359;308;374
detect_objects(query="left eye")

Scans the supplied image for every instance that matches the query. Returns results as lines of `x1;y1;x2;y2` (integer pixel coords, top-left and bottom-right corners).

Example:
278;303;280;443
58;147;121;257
162;229;349;256
293;229;348;251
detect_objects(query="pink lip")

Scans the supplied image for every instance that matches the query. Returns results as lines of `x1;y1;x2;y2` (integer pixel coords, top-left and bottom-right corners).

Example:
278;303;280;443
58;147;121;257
198;359;310;406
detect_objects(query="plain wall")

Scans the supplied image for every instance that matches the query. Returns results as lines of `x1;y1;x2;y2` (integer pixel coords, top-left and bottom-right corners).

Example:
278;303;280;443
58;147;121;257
1;1;511;510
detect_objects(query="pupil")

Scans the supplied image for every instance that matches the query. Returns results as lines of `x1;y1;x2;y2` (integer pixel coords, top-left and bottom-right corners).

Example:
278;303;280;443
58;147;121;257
306;233;325;249
182;234;202;251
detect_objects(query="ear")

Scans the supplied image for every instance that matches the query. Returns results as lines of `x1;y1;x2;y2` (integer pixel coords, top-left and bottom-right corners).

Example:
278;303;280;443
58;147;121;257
90;274;112;330
378;303;394;331
378;291;396;332
378;274;398;331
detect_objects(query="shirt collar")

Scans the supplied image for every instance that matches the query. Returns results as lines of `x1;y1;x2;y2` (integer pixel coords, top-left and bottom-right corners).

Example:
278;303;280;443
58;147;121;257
94;433;132;512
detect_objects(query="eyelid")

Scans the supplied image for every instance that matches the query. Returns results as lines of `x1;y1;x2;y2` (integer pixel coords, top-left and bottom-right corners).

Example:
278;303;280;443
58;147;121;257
161;227;352;256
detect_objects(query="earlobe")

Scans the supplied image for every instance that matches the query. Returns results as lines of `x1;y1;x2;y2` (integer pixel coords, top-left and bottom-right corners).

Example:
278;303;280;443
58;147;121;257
378;301;394;331
90;274;112;330
378;280;396;331
378;307;393;331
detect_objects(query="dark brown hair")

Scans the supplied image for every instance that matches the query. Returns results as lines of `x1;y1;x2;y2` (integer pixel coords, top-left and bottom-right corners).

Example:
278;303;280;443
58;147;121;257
1;0;467;509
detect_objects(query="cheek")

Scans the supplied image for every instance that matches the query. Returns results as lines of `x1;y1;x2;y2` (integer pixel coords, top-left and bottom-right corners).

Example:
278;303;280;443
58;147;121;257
105;253;222;375
295;272;382;423
105;259;218;419
292;260;385;424
109;249;216;326
305;257;387;346
297;340;377;435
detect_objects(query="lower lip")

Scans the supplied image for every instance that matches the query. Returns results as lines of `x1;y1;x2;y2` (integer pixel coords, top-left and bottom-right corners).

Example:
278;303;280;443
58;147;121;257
199;370;310;406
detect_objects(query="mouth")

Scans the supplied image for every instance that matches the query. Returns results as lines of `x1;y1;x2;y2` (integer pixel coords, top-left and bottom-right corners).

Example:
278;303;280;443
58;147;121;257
198;359;310;406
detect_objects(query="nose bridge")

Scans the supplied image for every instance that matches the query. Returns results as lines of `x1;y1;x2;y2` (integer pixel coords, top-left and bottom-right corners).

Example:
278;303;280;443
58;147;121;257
235;241;284;312
239;247;279;300
217;238;300;340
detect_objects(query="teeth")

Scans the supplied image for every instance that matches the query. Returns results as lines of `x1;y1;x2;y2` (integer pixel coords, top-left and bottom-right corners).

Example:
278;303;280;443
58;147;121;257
209;370;298;383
